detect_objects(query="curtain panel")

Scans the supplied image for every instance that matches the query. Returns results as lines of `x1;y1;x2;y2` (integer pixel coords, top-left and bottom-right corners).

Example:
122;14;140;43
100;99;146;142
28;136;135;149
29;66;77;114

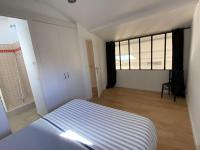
172;29;185;97
106;42;116;88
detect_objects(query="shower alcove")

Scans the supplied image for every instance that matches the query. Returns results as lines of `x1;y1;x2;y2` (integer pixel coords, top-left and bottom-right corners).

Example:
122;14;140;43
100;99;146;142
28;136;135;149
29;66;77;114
0;42;34;112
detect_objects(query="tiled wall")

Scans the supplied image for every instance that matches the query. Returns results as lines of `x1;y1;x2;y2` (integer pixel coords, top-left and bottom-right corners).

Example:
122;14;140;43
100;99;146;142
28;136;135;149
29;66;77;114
0;42;33;111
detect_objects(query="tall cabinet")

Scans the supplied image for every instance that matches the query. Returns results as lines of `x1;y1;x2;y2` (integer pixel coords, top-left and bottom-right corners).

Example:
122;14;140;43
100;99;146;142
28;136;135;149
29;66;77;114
30;21;84;112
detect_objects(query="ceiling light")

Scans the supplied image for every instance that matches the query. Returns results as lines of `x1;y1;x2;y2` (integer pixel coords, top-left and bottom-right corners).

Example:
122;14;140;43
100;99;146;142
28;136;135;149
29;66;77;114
68;0;76;4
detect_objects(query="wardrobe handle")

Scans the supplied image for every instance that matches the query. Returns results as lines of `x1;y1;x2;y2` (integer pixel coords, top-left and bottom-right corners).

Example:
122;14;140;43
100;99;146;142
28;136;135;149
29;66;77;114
67;72;69;79
64;73;67;79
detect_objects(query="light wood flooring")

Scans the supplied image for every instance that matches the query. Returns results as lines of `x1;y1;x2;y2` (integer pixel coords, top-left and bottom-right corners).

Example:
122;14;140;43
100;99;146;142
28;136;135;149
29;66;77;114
7;87;195;150
92;88;195;150
8;106;40;133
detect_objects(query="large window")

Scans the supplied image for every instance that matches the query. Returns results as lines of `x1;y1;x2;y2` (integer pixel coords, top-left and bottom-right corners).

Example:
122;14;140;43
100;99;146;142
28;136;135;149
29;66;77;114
115;32;172;70
140;37;151;69
166;33;173;70
120;41;129;69
130;39;139;69
153;34;165;69
115;42;120;70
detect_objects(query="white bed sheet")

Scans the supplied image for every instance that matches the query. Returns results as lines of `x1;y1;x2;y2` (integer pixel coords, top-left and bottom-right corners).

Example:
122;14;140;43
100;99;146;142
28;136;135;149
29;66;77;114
0;119;88;150
44;99;157;150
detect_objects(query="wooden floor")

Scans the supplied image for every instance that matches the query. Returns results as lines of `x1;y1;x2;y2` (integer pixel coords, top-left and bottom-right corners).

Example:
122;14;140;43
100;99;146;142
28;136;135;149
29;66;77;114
8;106;40;133
92;88;195;150
8;87;195;149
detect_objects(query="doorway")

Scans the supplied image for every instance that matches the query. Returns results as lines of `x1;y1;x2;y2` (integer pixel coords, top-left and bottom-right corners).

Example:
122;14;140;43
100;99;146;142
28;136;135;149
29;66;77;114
86;40;98;98
0;16;35;114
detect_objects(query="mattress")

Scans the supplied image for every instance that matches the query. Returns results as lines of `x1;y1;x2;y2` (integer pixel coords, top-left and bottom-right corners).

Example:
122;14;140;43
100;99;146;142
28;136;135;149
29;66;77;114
44;99;157;150
0;119;88;150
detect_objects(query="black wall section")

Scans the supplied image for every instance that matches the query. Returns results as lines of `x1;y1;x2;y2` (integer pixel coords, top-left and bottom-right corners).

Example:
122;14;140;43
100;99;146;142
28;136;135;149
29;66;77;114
106;42;116;88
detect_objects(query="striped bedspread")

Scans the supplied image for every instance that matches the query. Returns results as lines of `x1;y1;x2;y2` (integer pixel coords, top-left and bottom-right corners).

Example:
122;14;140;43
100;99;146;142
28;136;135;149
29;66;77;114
44;99;157;150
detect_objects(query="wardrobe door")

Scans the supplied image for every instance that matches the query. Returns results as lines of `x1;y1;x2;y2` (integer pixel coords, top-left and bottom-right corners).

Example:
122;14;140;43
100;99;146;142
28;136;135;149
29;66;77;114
30;21;68;111
57;26;84;99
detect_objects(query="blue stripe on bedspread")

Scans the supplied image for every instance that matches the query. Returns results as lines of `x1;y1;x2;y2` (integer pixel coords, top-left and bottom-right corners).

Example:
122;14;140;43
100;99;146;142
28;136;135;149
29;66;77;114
44;99;157;150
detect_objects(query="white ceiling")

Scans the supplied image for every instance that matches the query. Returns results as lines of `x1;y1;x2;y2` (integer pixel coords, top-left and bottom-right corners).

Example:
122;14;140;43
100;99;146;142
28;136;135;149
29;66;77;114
0;0;198;41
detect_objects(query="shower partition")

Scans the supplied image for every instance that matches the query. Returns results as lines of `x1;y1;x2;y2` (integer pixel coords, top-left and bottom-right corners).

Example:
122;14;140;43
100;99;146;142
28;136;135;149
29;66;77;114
0;88;7;112
0;42;33;112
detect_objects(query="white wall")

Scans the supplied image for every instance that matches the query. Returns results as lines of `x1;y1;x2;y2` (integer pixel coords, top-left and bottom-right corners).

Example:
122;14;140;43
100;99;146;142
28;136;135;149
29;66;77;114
14;18;48;115
116;30;191;92
0;16;18;44
187;2;200;149
0;101;11;139
117;70;169;91
77;24;107;99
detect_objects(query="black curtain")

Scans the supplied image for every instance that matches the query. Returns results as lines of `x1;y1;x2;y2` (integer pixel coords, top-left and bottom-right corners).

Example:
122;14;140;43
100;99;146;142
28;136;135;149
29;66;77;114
171;29;185;97
106;42;116;88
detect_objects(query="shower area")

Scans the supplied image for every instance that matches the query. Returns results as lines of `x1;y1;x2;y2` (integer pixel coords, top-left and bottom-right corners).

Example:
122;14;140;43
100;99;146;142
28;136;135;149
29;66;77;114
0;42;33;112
0;16;34;112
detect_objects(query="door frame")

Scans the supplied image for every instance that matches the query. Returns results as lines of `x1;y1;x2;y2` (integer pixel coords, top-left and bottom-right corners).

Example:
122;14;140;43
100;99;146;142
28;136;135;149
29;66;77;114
85;39;99;98
0;88;8;112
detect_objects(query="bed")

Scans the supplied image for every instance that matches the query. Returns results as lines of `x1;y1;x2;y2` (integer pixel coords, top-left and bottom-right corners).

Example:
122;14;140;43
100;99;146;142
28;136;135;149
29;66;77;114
0;99;157;150
44;99;157;150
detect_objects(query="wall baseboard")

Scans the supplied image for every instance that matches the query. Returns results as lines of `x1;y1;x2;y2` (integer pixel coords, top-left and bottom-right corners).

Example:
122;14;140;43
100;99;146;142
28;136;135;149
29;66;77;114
7;101;35;117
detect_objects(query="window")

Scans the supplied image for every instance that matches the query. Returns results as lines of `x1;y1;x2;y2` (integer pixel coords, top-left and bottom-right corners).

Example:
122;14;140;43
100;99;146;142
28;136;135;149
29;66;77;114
153;34;165;69
115;32;172;70
166;33;172;70
115;42;120;70
120;41;129;69
130;39;139;69
140;37;151;69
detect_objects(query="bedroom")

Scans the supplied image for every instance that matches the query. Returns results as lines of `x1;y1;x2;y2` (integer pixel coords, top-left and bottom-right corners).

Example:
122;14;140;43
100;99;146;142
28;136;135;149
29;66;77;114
0;0;200;150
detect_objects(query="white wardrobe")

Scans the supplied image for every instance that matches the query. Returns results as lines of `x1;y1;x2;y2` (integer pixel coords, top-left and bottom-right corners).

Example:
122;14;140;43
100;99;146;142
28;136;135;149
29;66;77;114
30;21;84;112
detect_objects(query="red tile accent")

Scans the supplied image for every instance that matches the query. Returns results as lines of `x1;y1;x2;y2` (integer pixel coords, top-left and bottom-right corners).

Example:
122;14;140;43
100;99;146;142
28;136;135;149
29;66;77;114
0;47;21;53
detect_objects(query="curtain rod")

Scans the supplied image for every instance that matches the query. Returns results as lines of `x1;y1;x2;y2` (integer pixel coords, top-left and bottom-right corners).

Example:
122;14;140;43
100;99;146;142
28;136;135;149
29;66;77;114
113;26;191;43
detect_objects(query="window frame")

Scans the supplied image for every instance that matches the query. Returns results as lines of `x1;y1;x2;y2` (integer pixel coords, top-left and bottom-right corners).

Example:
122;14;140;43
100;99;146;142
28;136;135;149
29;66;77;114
119;40;130;70
140;36;152;70
115;31;172;71
152;34;166;70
